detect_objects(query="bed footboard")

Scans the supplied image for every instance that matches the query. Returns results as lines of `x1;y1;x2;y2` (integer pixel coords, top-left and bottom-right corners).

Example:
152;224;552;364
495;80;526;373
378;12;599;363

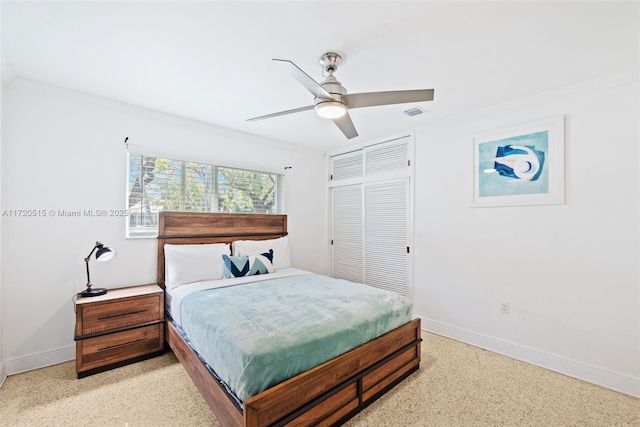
244;318;421;426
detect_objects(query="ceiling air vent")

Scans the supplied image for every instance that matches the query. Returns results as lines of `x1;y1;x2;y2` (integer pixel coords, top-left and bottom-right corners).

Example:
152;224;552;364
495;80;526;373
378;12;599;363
403;106;424;117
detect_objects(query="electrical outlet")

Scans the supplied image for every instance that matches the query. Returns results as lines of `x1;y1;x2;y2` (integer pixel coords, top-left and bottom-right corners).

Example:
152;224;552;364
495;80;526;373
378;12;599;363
500;301;510;314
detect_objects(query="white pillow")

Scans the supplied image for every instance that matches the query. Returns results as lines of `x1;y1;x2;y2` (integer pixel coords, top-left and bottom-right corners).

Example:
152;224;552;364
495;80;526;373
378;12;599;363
232;236;290;270
164;243;230;289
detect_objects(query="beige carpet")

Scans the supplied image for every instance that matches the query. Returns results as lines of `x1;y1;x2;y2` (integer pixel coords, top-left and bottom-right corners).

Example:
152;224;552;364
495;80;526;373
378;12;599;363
1;332;638;426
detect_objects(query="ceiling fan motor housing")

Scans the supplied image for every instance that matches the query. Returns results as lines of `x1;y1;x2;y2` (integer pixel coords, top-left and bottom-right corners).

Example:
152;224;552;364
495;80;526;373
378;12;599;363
315;75;348;118
315;54;348;118
317;76;347;102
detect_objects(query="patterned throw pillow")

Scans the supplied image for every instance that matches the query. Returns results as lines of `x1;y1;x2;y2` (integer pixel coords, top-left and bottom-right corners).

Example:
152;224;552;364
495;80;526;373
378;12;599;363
222;249;274;278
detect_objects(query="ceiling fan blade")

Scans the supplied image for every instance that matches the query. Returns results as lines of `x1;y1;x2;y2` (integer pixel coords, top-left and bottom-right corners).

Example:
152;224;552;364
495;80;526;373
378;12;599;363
344;89;435;109
273;59;334;100
332;112;358;139
247;105;315;122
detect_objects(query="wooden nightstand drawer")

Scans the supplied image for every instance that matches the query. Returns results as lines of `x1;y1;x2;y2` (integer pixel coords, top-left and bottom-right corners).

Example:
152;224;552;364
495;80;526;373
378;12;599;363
79;294;162;335
76;323;164;375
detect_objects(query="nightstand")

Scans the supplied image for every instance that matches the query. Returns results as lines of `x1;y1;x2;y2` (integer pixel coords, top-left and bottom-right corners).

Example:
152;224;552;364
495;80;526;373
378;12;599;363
74;284;165;378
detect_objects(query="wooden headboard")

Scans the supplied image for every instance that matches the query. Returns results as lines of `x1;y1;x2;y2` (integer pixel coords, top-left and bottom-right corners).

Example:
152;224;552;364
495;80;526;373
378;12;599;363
156;211;288;288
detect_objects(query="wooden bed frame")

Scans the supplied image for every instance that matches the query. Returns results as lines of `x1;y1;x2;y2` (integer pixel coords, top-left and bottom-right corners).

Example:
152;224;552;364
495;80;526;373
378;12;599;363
157;211;421;427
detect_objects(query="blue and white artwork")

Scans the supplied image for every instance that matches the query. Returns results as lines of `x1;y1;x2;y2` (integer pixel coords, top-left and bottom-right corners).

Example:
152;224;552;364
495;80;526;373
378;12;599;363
478;130;549;198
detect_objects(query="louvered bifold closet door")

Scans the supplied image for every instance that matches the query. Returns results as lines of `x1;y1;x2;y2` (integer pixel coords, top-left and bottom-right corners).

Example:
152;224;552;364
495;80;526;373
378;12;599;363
331;185;364;283
365;137;409;176
330;136;412;295
364;179;409;296
331;150;363;181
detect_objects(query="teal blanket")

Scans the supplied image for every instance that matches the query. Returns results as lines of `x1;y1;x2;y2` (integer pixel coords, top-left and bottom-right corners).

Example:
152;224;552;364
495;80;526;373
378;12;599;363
180;273;412;402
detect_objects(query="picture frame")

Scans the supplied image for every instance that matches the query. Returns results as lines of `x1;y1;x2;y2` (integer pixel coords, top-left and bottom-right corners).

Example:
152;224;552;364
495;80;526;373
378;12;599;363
471;115;565;207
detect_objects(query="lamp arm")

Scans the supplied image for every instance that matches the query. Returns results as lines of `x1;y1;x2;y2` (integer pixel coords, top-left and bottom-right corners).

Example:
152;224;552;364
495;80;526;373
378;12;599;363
85;241;102;260
85;258;92;287
84;242;101;288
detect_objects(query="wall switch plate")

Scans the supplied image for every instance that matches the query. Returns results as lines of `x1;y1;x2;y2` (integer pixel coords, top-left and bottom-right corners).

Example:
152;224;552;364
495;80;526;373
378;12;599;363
500;301;510;314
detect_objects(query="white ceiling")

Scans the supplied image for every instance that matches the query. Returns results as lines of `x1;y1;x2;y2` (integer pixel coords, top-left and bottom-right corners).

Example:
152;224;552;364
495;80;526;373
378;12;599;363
2;1;638;153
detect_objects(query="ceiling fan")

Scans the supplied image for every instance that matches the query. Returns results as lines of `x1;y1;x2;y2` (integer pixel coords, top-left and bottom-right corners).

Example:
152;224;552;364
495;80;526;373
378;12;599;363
247;52;435;139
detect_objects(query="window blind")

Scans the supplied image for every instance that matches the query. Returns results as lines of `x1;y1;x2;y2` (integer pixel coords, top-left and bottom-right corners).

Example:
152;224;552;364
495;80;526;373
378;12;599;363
127;153;283;237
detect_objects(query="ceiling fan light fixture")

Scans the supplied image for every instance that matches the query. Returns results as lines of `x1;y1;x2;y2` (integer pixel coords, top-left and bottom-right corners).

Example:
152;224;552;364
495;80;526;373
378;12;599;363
315;100;347;119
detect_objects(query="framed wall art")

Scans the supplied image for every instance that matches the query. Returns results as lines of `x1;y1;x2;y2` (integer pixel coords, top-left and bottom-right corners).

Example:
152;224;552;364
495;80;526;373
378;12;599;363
471;116;565;207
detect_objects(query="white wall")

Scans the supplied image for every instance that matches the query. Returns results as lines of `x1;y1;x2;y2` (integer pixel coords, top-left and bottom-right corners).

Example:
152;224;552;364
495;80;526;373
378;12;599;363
413;71;640;396
0;78;326;374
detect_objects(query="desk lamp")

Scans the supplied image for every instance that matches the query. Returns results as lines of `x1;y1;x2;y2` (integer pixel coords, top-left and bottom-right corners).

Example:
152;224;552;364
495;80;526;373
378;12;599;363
82;241;116;297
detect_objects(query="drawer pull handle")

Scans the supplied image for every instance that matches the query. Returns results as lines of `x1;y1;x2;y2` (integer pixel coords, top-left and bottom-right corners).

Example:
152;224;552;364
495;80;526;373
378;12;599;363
99;309;148;320
98;338;147;352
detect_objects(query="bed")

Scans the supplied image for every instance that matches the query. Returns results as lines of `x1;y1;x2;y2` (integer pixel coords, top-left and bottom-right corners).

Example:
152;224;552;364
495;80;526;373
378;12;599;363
157;211;421;427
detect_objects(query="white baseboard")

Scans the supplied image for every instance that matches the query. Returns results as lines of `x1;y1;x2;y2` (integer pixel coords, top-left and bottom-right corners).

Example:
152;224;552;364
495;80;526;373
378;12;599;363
421;317;640;398
0;360;6;388
3;345;75;377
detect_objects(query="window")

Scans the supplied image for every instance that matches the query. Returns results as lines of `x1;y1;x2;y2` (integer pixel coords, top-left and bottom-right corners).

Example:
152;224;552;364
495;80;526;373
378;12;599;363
126;153;284;237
